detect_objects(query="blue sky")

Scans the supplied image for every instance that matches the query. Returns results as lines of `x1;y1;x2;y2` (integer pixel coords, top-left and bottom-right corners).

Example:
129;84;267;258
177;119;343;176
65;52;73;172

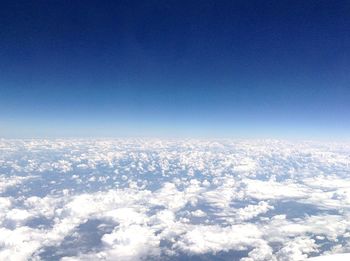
0;0;349;138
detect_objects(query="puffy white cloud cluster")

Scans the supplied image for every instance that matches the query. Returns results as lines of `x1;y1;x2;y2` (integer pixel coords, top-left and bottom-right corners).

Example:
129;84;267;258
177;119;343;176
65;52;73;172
0;139;350;260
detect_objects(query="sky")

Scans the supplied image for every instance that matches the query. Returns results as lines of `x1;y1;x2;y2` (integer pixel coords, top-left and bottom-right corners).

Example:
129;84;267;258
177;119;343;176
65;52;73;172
0;0;349;139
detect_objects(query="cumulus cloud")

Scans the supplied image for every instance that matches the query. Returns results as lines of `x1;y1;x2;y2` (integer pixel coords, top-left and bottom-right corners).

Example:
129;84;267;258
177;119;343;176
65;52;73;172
174;223;262;254
0;139;350;260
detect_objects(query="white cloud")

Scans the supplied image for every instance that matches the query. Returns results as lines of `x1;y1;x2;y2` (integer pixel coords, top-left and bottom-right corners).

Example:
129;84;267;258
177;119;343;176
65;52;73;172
276;236;318;261
308;254;350;261
174;224;262;254
0;139;350;260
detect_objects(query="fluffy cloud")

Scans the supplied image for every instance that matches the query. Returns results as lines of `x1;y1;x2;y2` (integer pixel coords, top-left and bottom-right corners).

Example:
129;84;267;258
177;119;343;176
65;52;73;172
0;139;349;260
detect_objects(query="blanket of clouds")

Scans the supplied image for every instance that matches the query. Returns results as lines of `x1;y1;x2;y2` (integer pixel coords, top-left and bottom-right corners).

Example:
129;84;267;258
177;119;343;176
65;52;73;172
1;139;350;260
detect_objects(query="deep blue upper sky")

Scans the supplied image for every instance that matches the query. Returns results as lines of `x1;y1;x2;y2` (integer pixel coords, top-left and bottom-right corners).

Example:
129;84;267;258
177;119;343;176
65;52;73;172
0;0;349;138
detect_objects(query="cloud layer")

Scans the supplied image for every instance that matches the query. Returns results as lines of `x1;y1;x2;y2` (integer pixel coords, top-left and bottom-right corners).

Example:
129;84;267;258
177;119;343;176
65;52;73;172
0;139;350;260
